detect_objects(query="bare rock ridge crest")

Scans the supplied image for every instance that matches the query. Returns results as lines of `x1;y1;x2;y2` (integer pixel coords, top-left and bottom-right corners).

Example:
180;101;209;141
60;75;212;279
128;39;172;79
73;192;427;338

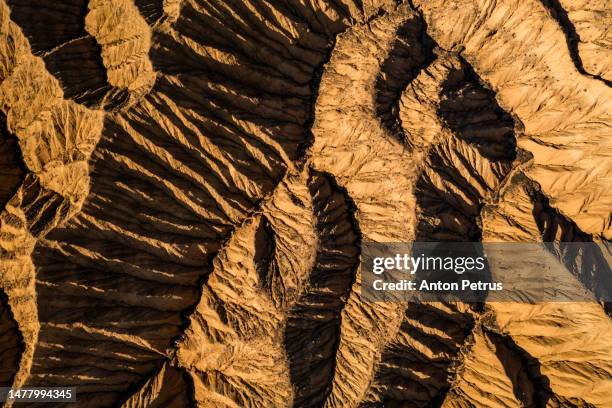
0;0;609;407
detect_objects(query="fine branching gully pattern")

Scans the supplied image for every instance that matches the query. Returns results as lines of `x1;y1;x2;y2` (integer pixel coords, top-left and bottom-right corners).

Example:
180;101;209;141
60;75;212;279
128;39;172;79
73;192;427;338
0;0;610;407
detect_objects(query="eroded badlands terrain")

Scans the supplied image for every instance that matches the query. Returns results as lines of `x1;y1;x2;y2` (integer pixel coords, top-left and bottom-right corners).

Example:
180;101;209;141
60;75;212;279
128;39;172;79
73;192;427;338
0;0;610;407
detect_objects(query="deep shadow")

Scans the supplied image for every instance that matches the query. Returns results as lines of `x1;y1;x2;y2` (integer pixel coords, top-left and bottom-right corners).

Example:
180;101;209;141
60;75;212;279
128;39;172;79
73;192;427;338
438;58;517;162
253;215;276;292
374;17;436;144
6;0;123;109
527;181;612;315
487;330;553;407
540;0;611;87
283;170;360;407
0;112;26;210
134;0;164;24
6;0;89;54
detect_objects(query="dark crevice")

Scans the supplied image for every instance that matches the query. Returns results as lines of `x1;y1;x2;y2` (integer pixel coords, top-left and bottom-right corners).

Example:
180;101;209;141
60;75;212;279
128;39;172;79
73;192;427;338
254;215;275;290
134;0;164;24
284;169;360;408
6;0;131;110
0;113;27;211
254;215;286;307
438;57;517;162
297;33;336;166
374;14;436;145
20;174;69;237
288;8;354;165
539;0;611;87
525;181;612;315
485;329;553;407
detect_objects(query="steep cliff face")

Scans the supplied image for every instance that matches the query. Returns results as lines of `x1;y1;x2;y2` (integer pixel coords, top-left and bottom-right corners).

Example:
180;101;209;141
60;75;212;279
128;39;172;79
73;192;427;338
0;0;609;407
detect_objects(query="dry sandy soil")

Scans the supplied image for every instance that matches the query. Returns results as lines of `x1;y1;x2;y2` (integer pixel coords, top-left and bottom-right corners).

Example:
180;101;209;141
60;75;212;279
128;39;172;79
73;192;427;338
0;0;610;407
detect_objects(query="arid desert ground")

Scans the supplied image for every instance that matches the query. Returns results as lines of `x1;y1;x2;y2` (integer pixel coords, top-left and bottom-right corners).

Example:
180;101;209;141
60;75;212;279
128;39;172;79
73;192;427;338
0;0;611;406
